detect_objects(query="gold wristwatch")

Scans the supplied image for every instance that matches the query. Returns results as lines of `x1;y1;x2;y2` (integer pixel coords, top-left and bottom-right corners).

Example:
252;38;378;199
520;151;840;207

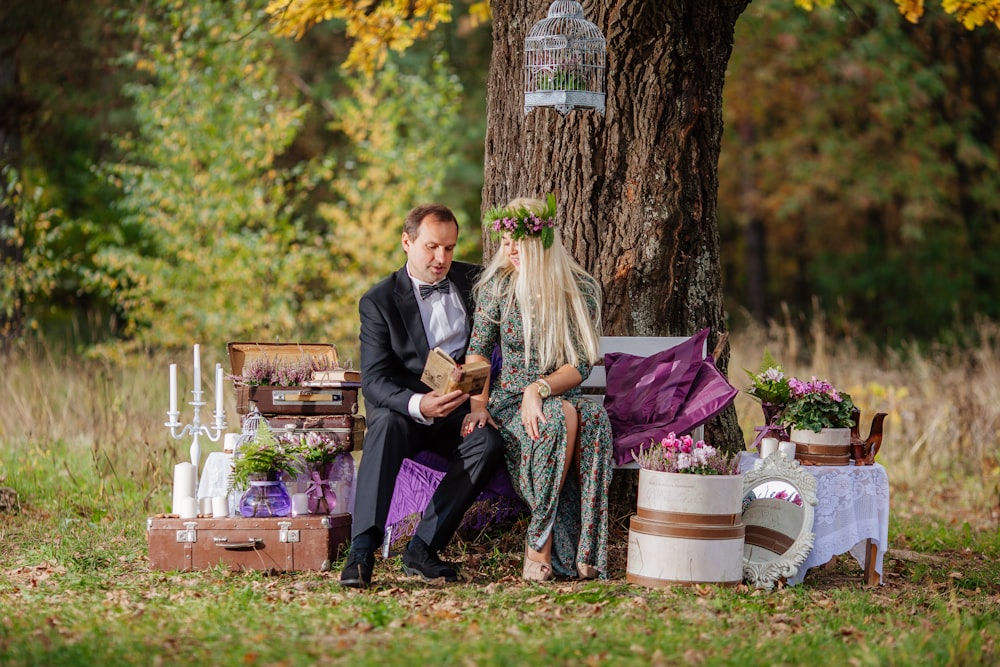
534;378;552;399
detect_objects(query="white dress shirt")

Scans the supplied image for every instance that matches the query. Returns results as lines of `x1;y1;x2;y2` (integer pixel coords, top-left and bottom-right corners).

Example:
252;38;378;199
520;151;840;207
406;270;468;423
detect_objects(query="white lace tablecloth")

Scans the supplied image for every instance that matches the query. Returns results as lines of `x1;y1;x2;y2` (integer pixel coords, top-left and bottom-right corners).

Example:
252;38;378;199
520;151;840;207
739;453;890;585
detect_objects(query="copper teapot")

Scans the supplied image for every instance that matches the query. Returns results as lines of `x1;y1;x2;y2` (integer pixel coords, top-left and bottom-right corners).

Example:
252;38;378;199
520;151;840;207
849;407;887;466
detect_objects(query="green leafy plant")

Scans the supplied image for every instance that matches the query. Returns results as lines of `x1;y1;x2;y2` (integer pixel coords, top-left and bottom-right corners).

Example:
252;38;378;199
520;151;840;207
744;352;791;407
783;376;856;432
230;421;303;490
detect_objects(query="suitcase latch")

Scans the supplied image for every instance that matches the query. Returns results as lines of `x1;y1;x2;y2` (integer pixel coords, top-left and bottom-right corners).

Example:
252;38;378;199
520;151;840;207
279;521;300;543
176;521;198;543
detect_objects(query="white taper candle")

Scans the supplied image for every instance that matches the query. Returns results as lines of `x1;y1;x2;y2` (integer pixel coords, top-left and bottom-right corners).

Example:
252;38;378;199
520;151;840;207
193;343;201;392
169;363;178;415
215;363;224;421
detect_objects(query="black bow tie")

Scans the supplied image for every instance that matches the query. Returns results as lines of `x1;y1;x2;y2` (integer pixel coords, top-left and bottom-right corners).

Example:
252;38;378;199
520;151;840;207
419;278;451;299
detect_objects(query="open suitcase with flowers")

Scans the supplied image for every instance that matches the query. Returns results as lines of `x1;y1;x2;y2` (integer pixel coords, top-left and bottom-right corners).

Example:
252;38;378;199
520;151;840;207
227;341;360;416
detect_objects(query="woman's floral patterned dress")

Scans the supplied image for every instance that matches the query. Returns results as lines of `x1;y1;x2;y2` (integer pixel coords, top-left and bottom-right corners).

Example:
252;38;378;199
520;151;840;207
468;276;613;577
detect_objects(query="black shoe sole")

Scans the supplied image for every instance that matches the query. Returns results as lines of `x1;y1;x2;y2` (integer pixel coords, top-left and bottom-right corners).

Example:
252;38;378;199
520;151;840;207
339;577;370;589
402;565;458;582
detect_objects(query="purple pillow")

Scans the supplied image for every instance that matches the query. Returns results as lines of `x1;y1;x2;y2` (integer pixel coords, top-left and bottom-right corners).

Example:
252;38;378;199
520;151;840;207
609;359;738;465
603;328;710;431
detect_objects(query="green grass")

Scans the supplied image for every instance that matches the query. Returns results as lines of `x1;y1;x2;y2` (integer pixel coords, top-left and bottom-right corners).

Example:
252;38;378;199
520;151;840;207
3;444;1000;667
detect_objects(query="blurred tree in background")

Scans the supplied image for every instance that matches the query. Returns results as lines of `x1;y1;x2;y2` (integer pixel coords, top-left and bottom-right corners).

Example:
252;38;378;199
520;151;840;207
721;1;1000;345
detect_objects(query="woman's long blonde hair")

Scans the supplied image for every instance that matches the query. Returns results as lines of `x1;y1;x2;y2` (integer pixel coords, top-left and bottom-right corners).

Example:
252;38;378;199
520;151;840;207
475;197;602;371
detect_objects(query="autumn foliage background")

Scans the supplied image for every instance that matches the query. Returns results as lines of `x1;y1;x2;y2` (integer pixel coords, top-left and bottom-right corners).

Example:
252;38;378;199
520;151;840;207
1;0;998;356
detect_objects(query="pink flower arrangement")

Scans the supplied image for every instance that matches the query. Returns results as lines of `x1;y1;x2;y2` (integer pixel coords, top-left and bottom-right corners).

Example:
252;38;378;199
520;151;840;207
635;432;739;476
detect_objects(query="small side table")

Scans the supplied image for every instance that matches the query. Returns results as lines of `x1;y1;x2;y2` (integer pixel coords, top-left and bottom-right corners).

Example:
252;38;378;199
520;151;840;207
740;453;890;586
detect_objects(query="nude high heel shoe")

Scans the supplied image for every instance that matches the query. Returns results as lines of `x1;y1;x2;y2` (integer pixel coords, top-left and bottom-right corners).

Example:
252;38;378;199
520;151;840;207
523;540;552;582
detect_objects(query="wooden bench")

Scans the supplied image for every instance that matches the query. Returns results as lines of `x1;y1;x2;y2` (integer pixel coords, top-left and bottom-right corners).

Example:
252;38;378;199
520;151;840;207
584;335;707;469
381;335;707;554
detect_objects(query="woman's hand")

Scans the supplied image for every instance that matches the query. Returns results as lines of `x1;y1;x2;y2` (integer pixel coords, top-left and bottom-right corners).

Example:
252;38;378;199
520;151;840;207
520;383;547;440
461;408;496;437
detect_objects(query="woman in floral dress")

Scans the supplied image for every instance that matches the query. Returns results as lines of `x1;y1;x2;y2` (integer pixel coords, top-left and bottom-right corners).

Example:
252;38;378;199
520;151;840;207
462;194;613;581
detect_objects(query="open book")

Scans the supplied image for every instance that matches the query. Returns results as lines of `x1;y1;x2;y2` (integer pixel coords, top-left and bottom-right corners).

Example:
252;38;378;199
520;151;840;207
420;347;490;395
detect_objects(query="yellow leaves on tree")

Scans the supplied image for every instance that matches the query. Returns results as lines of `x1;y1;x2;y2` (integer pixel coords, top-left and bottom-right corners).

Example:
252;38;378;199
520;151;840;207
798;0;999;28
266;0;490;74
940;0;1000;28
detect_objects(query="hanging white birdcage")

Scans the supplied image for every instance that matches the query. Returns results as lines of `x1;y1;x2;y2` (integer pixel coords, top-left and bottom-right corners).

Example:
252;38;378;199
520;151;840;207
524;0;606;116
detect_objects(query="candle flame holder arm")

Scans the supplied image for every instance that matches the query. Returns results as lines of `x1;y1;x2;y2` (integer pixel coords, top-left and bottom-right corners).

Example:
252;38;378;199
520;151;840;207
165;389;227;485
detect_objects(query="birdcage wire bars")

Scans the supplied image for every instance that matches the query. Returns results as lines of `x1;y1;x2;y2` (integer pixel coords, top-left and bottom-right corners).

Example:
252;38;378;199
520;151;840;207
524;1;606;116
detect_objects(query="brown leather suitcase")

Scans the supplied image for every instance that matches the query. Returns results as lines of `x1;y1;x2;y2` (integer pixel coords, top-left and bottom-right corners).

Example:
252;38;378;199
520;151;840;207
236;385;360;416
146;514;350;572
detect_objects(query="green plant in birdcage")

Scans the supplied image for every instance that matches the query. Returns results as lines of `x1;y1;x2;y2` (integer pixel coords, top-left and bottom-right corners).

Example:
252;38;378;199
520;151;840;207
229;421;303;491
533;66;586;91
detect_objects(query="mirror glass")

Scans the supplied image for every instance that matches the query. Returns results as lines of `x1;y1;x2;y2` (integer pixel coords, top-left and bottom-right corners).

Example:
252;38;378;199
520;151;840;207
741;454;818;590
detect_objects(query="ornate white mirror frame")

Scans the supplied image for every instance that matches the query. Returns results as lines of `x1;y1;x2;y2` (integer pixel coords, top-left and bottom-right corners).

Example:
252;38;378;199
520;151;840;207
742;454;818;590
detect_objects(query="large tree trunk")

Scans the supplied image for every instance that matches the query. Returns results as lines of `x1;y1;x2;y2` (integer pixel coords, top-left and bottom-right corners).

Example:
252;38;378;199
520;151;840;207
484;0;748;453
484;0;749;526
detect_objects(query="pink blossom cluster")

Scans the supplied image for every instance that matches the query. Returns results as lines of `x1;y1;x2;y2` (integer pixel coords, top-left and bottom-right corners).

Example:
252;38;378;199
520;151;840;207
788;376;842;402
657;433;718;471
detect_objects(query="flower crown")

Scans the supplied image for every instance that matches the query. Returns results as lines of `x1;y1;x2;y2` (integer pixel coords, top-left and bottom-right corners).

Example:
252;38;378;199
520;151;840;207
483;192;557;249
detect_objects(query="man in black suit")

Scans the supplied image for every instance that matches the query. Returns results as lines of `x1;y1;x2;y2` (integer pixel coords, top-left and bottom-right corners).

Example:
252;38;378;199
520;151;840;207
340;203;504;588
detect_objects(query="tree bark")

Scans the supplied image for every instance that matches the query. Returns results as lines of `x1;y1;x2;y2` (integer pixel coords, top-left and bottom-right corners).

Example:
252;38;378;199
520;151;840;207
484;0;748;456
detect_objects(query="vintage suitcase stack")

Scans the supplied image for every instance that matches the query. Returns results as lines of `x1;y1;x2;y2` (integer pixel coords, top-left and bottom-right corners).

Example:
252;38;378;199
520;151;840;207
145;342;364;573
226;341;365;453
147;514;351;572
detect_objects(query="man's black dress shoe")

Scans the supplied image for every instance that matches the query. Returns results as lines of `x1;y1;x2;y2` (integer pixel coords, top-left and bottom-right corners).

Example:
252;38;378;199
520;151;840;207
402;536;458;582
339;549;375;588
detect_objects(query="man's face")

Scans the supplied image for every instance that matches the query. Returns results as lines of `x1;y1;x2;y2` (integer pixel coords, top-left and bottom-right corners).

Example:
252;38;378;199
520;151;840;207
402;215;459;284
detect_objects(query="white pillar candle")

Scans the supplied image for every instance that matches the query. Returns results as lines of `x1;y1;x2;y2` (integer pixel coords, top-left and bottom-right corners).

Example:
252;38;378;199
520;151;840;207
759;437;779;459
212;496;229;518
177;496;199;519
779;440;797;460
172;462;196;514
291;493;310;516
215;363;224;422
223;433;239;454
193;344;201;392
199;496;213;516
169;363;178;415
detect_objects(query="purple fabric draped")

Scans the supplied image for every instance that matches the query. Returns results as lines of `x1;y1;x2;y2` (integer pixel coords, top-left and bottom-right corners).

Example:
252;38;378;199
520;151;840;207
603;328;738;465
385;450;526;544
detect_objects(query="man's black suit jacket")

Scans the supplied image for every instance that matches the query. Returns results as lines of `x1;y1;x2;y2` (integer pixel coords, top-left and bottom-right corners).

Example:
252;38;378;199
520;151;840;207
358;261;480;418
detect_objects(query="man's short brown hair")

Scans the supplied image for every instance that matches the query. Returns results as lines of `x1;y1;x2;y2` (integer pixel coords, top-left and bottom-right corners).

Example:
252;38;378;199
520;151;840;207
404;204;458;239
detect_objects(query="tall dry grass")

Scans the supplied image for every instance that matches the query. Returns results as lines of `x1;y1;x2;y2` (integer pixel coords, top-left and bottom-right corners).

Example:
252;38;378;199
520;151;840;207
2;321;998;526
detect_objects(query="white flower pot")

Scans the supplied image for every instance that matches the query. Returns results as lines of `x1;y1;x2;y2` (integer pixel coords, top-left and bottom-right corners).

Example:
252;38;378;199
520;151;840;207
789;427;851;466
626;468;745;587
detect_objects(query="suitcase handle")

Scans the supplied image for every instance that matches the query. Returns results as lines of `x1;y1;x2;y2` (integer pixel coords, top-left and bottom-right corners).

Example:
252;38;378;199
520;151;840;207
214;537;263;550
